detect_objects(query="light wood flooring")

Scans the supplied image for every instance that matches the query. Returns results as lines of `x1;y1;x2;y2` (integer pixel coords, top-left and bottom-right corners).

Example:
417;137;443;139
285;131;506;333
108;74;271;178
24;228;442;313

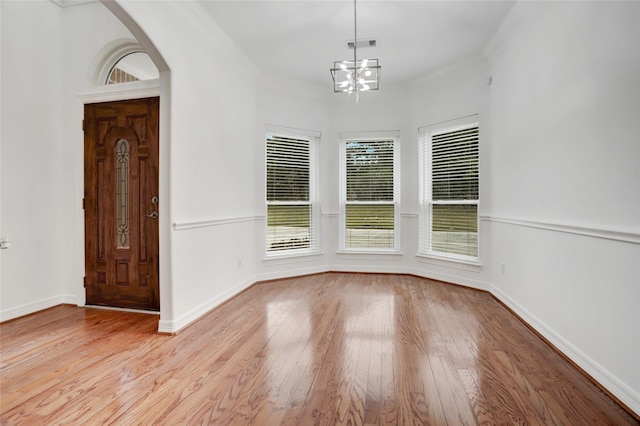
1;273;637;425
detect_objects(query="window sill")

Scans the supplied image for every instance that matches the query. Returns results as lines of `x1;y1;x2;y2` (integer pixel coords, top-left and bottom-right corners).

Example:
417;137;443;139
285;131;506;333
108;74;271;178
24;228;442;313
415;253;482;271
337;250;403;259
264;250;324;263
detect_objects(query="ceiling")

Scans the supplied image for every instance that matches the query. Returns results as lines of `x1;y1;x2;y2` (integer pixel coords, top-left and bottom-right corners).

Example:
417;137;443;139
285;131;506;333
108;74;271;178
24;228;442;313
198;1;515;89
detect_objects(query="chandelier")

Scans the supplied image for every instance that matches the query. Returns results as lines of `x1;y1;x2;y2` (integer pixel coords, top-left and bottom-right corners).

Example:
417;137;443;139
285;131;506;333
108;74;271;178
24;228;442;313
330;0;381;101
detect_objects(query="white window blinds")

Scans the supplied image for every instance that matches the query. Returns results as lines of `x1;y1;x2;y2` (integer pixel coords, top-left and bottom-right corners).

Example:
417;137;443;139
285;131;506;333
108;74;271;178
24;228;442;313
420;122;479;260
341;138;399;250
266;134;317;253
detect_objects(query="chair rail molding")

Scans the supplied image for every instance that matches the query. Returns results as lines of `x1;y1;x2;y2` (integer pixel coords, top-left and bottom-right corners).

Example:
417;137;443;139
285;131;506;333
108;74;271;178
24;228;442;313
482;215;640;244
173;216;261;231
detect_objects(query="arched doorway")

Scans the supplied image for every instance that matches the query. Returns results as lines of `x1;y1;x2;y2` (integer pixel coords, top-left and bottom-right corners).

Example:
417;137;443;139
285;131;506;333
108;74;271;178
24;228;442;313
78;5;172;324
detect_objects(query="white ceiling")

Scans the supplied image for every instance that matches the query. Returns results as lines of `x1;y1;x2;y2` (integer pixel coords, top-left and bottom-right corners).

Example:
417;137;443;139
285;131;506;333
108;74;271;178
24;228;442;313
199;1;515;89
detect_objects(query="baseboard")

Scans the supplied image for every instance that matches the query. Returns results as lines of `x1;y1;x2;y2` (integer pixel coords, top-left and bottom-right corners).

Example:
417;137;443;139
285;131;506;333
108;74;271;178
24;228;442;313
0;294;78;323
490;284;640;417
157;277;256;334
405;266;489;291
156;262;488;333
254;264;490;292
328;264;408;276
60;294;78;304
2;271;634;417
254;265;330;284
158;266;329;333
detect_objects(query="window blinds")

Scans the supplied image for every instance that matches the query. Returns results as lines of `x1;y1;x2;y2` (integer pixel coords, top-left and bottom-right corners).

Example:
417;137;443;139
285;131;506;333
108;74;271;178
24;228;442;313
345;140;395;202
266;135;316;252
432;126;479;201
343;139;397;249
421;123;479;260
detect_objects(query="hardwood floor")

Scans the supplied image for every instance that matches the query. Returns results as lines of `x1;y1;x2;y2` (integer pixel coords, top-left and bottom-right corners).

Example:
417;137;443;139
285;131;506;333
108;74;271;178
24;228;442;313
1;273;637;425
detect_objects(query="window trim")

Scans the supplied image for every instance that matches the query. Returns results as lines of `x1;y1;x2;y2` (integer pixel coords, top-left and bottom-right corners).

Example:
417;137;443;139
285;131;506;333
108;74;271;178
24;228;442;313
419;117;480;264
339;132;401;253
265;128;320;257
94;40;160;87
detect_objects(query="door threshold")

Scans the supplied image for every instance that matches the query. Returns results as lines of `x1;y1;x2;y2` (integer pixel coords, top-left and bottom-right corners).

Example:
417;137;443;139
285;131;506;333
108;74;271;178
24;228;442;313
85;305;160;315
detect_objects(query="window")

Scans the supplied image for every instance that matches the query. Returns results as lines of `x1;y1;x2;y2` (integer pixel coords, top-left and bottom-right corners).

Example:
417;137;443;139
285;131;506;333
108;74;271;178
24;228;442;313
340;134;400;251
106;52;159;85
419;120;479;261
266;132;318;254
115;139;130;248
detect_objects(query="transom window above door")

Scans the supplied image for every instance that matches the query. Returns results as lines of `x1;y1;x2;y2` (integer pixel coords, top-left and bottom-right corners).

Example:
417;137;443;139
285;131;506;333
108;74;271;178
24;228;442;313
106;52;159;85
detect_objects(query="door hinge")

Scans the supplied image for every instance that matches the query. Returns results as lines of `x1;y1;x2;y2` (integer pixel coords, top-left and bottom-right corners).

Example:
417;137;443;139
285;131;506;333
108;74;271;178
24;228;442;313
83;276;87;288
82;198;86;210
82;119;85;132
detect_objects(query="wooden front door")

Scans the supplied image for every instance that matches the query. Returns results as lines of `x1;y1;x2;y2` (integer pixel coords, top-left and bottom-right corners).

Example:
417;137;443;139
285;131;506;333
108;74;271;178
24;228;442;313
84;97;159;311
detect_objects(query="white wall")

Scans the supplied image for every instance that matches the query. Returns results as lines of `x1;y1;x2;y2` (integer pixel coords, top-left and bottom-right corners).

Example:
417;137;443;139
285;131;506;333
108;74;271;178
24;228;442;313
408;56;492;289
252;65;493;290
325;86;420;275
1;1;68;317
0;1;150;320
1;0;637;415
0;0;263;330
486;1;640;413
110;1;261;332
0;0;496;327
253;76;332;281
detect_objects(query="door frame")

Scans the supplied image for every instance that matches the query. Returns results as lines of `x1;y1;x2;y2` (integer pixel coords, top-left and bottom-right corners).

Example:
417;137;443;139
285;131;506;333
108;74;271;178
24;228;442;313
75;79;170;321
83;96;160;311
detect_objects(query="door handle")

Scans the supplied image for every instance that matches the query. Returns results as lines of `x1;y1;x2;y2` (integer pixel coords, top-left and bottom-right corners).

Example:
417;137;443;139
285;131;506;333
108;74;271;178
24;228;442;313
146;211;159;219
